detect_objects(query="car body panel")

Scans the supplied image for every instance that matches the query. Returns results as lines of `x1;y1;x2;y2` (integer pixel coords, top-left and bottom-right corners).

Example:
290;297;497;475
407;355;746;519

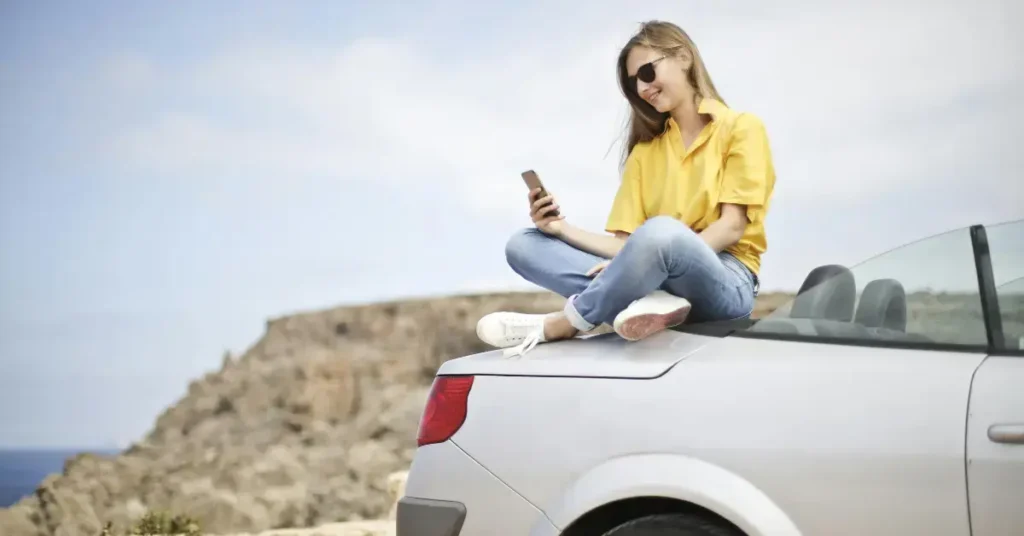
402;440;558;536
437;330;715;379
450;335;984;536
540;452;801;536
966;355;1024;536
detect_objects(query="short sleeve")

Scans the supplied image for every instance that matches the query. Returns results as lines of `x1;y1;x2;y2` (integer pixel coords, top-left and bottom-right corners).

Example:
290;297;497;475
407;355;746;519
719;114;774;222
605;149;646;234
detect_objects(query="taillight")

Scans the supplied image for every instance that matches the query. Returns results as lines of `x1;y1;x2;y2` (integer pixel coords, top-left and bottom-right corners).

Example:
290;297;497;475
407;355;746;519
417;375;474;447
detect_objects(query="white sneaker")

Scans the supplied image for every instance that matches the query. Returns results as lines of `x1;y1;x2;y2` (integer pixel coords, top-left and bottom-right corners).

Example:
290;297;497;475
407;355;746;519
612;291;692;341
476;312;553;358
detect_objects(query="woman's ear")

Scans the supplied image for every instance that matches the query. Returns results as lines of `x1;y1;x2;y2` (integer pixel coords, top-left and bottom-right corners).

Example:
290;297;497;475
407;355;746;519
675;49;693;71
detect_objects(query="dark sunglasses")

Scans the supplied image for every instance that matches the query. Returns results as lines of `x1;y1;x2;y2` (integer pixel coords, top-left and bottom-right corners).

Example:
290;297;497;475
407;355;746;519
627;56;667;89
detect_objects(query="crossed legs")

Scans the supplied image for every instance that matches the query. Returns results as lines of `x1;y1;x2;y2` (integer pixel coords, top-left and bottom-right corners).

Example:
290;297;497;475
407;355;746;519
481;216;756;355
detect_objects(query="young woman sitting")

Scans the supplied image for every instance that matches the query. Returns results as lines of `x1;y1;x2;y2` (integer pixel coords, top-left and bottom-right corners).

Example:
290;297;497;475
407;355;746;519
477;20;776;357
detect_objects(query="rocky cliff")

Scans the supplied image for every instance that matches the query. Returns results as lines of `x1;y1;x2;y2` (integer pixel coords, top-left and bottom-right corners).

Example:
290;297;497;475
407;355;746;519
0;291;793;536
0;292;568;536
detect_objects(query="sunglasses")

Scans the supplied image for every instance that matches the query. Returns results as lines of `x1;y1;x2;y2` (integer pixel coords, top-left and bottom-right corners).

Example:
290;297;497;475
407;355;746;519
627;56;667;90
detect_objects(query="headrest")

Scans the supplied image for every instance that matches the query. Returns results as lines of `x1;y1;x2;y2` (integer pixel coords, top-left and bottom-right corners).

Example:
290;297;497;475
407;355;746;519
790;264;856;322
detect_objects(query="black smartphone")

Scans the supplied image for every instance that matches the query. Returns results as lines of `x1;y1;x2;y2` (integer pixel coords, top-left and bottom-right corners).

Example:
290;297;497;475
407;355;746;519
521;169;560;217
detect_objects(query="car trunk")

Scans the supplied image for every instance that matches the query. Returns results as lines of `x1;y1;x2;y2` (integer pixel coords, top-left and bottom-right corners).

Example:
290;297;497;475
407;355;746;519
436;330;717;379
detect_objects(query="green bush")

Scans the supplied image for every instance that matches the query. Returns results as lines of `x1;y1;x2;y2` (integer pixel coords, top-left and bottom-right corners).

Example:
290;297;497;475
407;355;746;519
98;511;202;536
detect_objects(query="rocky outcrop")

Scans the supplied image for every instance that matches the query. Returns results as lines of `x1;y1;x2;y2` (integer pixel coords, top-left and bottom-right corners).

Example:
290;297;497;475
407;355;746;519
212;471;406;536
0;292;573;536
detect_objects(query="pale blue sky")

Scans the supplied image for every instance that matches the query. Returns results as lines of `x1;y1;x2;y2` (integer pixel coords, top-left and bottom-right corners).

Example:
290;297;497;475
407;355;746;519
1;0;1022;448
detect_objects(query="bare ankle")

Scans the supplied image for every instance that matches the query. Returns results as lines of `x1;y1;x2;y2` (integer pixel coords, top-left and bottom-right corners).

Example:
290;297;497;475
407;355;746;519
544;313;579;340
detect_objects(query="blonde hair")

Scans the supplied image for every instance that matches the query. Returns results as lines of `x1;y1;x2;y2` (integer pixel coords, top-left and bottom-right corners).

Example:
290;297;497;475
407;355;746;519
616;21;725;165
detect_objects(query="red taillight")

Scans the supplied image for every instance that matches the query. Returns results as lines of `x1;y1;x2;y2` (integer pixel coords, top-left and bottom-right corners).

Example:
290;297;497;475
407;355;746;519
417;375;474;447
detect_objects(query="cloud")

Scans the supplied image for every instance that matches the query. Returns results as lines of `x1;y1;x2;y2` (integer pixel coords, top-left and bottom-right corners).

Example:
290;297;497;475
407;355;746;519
99;51;158;94
699;1;1022;195
78;0;1023;293
92;1;1021;218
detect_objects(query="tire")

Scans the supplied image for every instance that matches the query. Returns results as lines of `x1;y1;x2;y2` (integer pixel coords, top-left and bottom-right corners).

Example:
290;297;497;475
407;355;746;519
602;513;744;536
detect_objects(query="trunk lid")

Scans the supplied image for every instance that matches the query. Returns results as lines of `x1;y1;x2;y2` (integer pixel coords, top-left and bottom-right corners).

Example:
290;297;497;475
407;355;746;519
436;330;717;379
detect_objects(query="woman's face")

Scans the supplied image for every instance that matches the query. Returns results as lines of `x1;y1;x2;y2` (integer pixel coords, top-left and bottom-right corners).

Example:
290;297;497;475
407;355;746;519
625;45;690;113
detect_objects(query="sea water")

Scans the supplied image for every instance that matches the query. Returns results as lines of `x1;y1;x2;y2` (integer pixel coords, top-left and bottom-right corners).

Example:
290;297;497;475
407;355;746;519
0;449;119;507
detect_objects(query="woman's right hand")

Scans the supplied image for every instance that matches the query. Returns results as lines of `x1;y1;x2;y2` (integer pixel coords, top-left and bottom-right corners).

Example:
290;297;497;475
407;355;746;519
529;188;565;236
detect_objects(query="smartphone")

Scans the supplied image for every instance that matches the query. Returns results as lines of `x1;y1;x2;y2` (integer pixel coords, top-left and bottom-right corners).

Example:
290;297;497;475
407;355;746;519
521;169;560;217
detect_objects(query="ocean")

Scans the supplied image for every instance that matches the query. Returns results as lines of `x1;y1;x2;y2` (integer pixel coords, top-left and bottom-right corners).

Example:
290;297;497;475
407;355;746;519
0;449;120;508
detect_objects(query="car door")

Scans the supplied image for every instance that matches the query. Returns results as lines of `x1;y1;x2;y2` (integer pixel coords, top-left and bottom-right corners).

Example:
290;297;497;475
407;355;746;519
725;223;1001;535
965;220;1024;536
966;356;1024;536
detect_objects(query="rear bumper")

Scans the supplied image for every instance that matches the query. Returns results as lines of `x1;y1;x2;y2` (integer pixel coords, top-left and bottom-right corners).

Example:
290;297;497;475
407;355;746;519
401;440;558;536
397;497;466;536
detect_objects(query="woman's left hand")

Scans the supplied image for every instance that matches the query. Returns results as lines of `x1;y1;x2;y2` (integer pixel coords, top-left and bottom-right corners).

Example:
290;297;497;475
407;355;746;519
586;260;610;277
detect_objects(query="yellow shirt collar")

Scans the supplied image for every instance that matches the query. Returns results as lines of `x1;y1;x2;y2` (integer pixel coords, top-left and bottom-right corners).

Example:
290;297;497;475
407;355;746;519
666;97;727;132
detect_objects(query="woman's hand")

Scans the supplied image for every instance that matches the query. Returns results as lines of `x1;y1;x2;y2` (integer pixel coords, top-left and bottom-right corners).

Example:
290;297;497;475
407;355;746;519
529;188;565;236
586;260;610;277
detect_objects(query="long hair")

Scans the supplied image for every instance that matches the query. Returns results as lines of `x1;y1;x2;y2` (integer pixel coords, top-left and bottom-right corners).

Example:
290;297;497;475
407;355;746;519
616;21;725;166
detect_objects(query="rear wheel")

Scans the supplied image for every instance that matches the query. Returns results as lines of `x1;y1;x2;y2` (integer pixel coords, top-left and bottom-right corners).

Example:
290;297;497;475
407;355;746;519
601;513;744;536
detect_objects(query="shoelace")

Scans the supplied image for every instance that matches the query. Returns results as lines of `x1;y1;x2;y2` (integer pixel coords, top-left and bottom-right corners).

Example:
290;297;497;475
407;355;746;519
502;329;543;358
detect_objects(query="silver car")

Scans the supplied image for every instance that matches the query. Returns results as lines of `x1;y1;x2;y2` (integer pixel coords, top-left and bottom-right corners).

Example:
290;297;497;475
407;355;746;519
397;220;1023;536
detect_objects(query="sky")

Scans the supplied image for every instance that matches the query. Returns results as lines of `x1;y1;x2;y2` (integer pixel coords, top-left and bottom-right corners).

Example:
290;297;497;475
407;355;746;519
1;0;1022;448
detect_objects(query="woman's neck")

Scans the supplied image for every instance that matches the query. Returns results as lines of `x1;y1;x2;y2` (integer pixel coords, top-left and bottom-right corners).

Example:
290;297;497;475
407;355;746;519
670;93;707;142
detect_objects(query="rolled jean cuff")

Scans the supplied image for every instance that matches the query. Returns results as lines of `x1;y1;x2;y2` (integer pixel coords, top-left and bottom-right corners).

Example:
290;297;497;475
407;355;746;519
564;294;597;332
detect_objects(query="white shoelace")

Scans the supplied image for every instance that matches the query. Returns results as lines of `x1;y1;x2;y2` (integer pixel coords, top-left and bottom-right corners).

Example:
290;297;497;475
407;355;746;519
502;329;543;358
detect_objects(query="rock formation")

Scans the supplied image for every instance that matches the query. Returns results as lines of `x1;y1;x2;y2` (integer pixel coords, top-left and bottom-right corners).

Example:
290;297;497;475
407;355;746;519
0;292;577;536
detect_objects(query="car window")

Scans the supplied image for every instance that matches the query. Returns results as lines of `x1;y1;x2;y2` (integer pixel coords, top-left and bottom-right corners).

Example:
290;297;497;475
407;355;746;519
743;225;988;350
996;279;1024;352
986;220;1024;353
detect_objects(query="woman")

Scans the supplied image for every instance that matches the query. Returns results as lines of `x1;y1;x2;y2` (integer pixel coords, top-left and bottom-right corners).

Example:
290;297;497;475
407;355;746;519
478;20;775;357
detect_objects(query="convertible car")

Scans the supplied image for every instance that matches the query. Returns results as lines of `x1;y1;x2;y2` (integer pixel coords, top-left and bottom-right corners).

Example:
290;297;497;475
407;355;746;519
398;220;1022;536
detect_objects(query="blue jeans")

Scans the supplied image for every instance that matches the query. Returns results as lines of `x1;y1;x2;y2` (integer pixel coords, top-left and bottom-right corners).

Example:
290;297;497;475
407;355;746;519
505;215;758;331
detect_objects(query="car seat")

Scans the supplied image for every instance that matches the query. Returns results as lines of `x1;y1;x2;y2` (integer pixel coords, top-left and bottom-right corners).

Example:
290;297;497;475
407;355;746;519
789;265;857;322
854;279;908;332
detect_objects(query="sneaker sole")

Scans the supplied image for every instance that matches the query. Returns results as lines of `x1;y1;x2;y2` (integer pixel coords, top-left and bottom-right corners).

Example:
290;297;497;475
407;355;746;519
615;304;691;341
